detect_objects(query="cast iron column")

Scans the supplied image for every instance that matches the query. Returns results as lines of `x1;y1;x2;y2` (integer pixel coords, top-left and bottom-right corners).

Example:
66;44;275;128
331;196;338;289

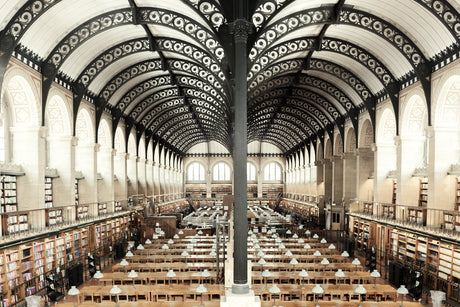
231;18;252;294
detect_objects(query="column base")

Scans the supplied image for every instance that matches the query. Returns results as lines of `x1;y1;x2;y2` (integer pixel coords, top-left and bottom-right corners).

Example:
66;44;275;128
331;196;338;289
221;288;260;307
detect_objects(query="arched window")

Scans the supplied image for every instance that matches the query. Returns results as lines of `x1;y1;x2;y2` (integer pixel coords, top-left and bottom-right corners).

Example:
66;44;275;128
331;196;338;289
247;163;256;181
264;162;282;181
213;162;230;181
187;162;205;181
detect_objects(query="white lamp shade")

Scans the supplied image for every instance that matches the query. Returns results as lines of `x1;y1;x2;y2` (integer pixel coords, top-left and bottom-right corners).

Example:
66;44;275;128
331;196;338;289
397;285;409;295
258;258;266;265
145;239;152;244
279;243;285;249
181;251;190;257
68;286;80;295
313;250;321;256
257;251;265;257
321;258;330;265
313;234;319;239
152;234;158;239
292;234;298;239
168;239;174;244
305;230;311;235
352;258;361;266
335;269;345;278
298;238;304;243
137;244;144;250
127;270;138;278
248;230;253;235
299;269;309;278
198;230;203;235
178;230;184;235
304;244;311;249
196;284;208;293
166;270;176;278
370;270;381;278
159;231;165;235
341;251;350;257
201;269;211;278
355;284;367;294
162;244;169;250
285;250;293;257
320;238;327;244
286;230;292;235
312;284;324;294
290;258;299;265
254;244;260;249
209;250;217;257
187;244;193;250
328;244;336;250
173;234;179;239
262;269;272;278
269;284;281;294
120;259;129;266
93;270;104;279
125;250;134;257
109;285;122;294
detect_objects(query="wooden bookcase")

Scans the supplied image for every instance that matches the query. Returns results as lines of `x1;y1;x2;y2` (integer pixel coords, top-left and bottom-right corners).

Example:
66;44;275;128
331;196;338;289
45;208;63;227
352;219;372;250
408;207;427;225
278;200;319;219
392;179;397;204
419;177;428;207
1;175;17;214
114;201;122;212
44;177;53;208
363;202;373;214
456;177;460;211
98;203;107;216
74;179;79;206
2;213;28;235
76;205;89;220
382;204;395;219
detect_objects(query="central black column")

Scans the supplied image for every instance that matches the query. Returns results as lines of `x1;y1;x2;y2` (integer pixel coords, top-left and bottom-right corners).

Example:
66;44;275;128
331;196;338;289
231;18;252;294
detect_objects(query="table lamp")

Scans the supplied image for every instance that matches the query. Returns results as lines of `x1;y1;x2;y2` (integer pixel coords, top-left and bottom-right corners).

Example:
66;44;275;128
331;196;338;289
144;239;152;244
166;269;176;289
258;258;266;271
269;284;281;307
93;270;104;289
313;234;319;239
257;250;265;257
109;285;122;307
341;250;349;258
298;238;304;244
254;243;260;249
198;230;203;235
119;258;129;275
320;238;327;244
335;269;345;289
370;269;381;288
305;230;311;237
125;250;134;257
209;250;217;257
137;244;144;250
178;230;184;235
201;269;211;284
289;258;298;266
127;269;138;289
352;258;361;274
168;239;174;244
262;269;272;289
196;284;208;307
68;285;80;307
321;257;330;272
162;244;169;250
328;244;336;254
173;234;179;239
285;250;293;257
312;284;324;307
355;284;367;307
313;250;321;257
304;243;311;250
279;243;285;249
397;285;409;307
292;233;298;239
299;269;309;289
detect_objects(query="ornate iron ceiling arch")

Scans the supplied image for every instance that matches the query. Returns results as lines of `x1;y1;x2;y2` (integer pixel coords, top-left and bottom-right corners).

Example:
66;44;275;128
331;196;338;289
413;0;460;40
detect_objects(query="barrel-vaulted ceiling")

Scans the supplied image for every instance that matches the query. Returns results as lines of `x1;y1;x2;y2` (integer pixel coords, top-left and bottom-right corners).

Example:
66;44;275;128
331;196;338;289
0;0;459;156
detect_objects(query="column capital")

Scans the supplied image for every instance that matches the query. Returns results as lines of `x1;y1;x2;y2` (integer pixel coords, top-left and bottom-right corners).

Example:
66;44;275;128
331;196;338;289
393;135;401;147
355;148;373;157
138;157;146;163
146;160;153;166
229;19;253;43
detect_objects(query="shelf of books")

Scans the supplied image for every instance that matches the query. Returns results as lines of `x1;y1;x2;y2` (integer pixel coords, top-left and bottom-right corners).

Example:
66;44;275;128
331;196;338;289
114;201;122;212
44;177;53;208
74;179;79;206
45;208;63;227
98;203;107;216
1;175;17;214
278;200;319;219
363;202;373;214
382;204;395;219
76;205;89;220
2;213;28;236
408;207;427;225
419;177;428;207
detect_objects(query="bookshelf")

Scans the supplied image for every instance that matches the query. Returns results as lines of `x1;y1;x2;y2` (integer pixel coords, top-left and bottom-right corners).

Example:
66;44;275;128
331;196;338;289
278;200;319;219
74;179;79;206
1;175;17;214
382;204;395;219
408;207;427;225
456;177;460;211
45;208;63;227
363;202;373;214
352;219;371;250
419;177;428;207
76;204;89;220
392;179;397;204
45;177;53;208
2;213;28;235
98;203;107;216
114;201;122;212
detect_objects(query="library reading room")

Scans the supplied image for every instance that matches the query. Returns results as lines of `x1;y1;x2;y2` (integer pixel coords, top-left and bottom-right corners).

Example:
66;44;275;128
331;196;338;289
0;0;460;306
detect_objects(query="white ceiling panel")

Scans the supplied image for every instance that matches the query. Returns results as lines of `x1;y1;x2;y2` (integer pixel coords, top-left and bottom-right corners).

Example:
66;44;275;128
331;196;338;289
271;25;323;46
108;71;166;106
326;24;412;79
124;85;174;115
135;0;211;31
88;51;159;95
313;51;384;94
0;0;28;31
60;25;145;80
297;85;347;115
305;70;363;106
19;0;128;59
267;0;337;27
347;0;456;57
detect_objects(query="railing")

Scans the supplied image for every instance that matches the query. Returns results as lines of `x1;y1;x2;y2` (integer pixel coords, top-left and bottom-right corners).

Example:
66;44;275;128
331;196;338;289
283;193;323;203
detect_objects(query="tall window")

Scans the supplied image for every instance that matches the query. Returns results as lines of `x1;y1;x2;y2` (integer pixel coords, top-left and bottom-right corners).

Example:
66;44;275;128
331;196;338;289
187;162;205;181
264;162;282;181
247;162;256;181
213;162;230;181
